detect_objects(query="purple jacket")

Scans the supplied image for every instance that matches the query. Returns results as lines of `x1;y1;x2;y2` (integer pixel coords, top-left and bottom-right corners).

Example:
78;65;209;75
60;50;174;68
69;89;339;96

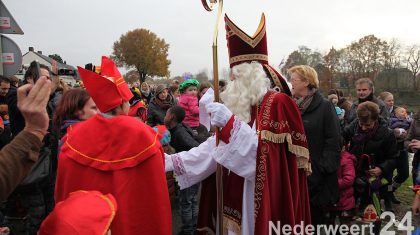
333;151;356;211
178;94;199;128
390;117;412;130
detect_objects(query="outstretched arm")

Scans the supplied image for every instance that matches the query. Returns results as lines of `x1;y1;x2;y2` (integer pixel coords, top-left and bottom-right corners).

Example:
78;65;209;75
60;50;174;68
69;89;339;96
165;137;217;189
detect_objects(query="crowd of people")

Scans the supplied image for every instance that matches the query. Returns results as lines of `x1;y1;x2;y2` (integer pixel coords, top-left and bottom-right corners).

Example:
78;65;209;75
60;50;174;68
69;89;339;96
0;13;419;235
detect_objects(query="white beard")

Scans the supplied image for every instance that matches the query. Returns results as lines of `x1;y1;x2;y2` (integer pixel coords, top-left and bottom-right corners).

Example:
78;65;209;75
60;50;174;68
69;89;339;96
220;62;271;123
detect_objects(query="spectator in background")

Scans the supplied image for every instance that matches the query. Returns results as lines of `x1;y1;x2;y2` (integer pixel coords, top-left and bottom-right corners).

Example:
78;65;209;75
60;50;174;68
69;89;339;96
140;82;152;104
0;76;12;149
9;76;19;88
288;65;341;226
53;88;98;150
391;107;412;132
178;79;200;132
378;91;396;116
0;76;10;101
147;84;176;126
328;89;352;122
164;106;200;235
4;61;60;235
328;93;345;129
327;151;356;225
406;110;420;183
198;81;212;100
172;79;180;87
378;92;410;205
169;84;180;100
342;101;397;214
346;78;390;126
0;76;51;202
1;76;51;234
129;83;142;100
128;98;148;122
408;110;420;216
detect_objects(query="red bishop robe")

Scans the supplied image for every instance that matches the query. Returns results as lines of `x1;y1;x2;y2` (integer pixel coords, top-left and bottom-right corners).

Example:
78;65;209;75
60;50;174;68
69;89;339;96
55;114;172;235
197;91;311;234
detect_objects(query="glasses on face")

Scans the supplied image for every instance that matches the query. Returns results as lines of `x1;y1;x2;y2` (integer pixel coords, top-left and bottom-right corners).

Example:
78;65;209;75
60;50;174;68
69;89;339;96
291;78;302;83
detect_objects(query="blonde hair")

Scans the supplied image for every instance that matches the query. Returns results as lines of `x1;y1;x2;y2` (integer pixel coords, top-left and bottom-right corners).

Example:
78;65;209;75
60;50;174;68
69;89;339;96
287;65;319;89
378;91;393;101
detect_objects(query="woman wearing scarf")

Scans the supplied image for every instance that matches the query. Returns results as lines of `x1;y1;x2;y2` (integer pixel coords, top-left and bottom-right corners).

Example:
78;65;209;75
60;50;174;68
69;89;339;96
288;65;341;227
53;88;98;153
147;84;176;127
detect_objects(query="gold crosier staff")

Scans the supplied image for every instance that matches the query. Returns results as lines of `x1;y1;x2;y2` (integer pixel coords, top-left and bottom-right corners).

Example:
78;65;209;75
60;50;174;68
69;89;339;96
201;0;224;234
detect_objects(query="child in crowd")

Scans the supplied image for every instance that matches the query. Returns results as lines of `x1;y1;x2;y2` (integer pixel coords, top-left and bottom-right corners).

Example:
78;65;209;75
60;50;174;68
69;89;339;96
328;94;345;127
178;79;200;133
328;151;356;225
164;106;200;235
390;107;412;135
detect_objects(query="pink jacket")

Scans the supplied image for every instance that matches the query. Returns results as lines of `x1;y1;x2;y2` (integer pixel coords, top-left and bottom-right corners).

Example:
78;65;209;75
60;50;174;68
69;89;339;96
334;151;356;211
178;94;199;128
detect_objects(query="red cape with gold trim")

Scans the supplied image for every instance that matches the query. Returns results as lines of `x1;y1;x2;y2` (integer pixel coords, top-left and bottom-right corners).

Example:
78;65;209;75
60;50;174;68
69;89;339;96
55;114;172;235
254;92;311;234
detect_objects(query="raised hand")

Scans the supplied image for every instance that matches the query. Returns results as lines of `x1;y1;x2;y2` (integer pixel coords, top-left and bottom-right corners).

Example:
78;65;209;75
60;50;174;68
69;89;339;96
17;76;51;140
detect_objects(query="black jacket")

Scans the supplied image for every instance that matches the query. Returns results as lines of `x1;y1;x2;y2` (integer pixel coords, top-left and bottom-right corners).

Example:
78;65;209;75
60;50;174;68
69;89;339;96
146;98;169;127
146;95;178;127
346;96;390;127
169;123;199;152
6;87;24;136
301;91;342;207
343;117;397;179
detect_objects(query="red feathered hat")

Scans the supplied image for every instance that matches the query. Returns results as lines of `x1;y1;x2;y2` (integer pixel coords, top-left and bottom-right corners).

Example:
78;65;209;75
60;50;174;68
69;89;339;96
225;14;291;96
38;191;117;235
77;56;133;113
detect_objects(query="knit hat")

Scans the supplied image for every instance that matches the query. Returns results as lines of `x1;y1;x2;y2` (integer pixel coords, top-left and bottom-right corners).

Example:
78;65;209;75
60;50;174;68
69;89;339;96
179;79;200;93
155;84;168;96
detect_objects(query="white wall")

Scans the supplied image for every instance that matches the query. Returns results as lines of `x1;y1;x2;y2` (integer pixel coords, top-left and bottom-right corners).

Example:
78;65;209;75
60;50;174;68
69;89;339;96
22;52;50;67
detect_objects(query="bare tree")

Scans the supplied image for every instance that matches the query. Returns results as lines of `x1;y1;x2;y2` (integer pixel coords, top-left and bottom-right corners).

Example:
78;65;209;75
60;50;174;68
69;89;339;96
405;44;420;91
383;38;402;70
381;38;403;91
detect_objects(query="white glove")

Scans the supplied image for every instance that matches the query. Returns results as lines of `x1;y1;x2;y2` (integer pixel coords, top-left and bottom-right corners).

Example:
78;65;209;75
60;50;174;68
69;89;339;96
206;102;233;128
164;153;174;172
